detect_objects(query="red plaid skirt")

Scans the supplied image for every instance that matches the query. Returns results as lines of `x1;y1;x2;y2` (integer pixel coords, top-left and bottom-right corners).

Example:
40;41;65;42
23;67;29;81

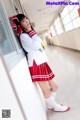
29;60;55;82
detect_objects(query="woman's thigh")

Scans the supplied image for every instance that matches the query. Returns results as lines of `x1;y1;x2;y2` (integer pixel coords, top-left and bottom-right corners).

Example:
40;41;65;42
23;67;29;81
37;81;51;92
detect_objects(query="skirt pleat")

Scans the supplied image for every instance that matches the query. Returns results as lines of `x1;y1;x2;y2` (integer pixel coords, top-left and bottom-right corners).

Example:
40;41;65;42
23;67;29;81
29;60;55;82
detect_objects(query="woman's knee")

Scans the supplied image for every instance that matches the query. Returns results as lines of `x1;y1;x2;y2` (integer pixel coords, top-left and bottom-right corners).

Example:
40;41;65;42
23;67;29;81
49;79;59;92
42;87;52;98
50;85;58;92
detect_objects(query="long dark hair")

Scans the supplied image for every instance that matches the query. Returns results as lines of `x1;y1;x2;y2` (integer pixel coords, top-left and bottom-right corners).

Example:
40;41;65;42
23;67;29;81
11;14;36;60
16;14;34;32
15;14;31;59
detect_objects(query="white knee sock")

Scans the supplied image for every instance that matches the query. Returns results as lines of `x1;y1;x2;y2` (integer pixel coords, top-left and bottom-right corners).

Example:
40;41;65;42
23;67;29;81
51;92;56;100
45;94;68;111
45;95;58;108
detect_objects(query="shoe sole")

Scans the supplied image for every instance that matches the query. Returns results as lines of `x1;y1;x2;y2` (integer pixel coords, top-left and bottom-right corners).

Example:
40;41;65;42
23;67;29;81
48;104;70;112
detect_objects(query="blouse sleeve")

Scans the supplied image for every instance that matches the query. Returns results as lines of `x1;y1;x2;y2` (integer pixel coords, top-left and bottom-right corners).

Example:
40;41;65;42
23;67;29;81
20;33;43;52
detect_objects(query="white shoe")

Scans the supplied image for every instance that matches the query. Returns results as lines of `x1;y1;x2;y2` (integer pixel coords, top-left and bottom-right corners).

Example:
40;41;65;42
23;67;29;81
48;104;70;112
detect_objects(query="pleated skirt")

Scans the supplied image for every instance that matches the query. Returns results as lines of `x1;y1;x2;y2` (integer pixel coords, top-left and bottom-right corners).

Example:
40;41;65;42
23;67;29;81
29;60;55;82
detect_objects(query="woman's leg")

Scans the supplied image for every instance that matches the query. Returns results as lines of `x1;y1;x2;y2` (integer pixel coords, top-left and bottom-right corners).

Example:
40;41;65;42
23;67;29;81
37;81;52;98
48;78;59;99
37;78;58;100
48;78;59;92
48;78;70;111
37;79;70;112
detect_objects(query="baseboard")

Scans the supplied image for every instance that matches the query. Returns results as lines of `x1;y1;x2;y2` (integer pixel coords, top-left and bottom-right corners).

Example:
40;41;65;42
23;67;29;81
52;44;80;53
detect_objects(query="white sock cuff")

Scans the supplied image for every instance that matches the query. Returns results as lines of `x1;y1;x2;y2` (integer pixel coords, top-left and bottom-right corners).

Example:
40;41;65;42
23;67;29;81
51;92;56;99
45;95;53;102
51;92;56;95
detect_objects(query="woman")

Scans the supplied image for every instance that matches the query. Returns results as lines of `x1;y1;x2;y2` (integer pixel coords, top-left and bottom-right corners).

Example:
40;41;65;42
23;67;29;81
15;14;70;112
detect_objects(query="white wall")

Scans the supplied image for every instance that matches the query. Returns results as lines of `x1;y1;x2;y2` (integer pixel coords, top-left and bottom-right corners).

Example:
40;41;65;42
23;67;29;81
13;0;23;14
2;0;16;17
0;54;47;120
39;33;47;41
0;56;24;120
0;1;47;119
10;57;47;120
39;33;47;46
52;27;80;51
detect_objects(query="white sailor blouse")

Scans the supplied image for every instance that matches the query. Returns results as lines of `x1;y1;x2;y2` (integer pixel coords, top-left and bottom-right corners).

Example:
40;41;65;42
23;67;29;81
20;30;48;67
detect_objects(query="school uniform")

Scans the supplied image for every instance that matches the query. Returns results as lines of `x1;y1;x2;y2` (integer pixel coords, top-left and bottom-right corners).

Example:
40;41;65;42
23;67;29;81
20;30;55;82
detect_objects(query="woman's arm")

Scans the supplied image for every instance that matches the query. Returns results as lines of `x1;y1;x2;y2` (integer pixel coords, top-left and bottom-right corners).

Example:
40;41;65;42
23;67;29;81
28;30;46;49
20;33;43;52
